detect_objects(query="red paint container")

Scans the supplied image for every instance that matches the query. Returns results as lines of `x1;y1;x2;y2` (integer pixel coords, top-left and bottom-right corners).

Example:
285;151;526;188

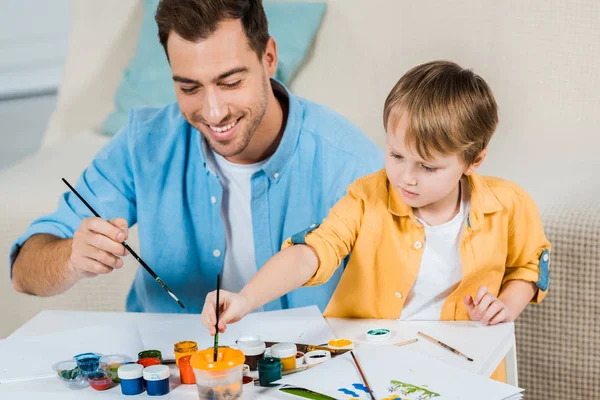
88;370;113;391
178;355;196;384
137;357;161;368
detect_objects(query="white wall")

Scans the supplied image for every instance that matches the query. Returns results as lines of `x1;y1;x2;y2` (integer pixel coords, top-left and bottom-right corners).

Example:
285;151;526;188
0;0;70;170
0;0;70;98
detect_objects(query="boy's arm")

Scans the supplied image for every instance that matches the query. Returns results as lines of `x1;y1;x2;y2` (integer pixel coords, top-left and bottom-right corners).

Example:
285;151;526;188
498;279;537;320
503;186;551;303
201;180;368;334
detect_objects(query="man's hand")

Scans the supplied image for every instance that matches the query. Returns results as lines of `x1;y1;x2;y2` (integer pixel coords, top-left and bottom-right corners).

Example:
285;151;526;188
69;217;129;278
463;286;512;326
201;290;253;336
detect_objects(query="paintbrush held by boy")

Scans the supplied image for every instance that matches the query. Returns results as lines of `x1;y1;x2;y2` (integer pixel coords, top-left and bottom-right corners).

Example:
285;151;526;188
200;60;551;380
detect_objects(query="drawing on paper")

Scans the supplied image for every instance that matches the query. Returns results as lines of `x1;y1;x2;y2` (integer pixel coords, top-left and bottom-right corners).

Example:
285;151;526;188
337;380;440;399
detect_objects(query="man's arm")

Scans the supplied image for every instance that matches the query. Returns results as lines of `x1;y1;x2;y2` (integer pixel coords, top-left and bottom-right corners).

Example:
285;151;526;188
12;234;78;296
12;216;130;296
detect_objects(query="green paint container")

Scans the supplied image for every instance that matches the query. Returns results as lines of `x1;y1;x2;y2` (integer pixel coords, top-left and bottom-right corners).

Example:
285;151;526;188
257;357;282;387
138;350;163;363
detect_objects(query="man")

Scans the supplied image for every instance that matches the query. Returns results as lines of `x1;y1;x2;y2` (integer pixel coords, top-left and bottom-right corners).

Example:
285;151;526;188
10;0;382;313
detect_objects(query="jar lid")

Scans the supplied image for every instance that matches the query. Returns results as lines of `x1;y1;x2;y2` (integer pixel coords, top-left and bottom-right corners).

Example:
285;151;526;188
270;342;297;358
100;354;131;366
191;348;245;371
143;365;170;381
237;339;266;356
118;363;143;379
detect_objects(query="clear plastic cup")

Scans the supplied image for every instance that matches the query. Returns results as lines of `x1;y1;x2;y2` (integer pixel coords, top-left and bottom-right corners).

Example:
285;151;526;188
52;360;89;390
190;347;245;400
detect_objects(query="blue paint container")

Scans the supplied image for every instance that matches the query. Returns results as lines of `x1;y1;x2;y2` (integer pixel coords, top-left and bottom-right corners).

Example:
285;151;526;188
73;352;101;375
143;365;170;396
118;363;145;395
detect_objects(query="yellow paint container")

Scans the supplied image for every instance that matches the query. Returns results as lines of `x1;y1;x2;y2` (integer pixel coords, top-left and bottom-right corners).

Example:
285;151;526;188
174;341;198;365
270;343;297;372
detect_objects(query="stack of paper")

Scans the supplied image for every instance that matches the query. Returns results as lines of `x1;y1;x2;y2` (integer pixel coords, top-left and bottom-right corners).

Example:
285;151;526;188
277;344;523;400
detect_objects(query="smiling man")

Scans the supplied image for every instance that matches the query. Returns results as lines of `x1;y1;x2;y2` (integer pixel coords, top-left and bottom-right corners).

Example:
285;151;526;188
9;0;382;313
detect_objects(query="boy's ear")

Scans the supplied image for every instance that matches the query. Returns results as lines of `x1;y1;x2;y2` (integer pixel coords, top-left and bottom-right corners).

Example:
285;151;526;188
464;148;488;176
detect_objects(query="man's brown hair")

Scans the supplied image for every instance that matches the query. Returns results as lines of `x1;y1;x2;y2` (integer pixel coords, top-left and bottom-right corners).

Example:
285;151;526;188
383;60;499;165
155;0;270;59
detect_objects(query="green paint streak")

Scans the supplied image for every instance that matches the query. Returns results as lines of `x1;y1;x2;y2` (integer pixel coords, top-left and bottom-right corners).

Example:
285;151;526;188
389;380;440;398
280;387;337;399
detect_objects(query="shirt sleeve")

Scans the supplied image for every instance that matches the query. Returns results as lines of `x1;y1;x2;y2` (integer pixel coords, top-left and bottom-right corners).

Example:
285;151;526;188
282;180;366;286
503;186;551;303
9;123;138;278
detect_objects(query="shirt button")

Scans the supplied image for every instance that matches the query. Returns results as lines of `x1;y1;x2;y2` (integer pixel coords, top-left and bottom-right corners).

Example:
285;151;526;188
210;196;217;204
395;292;403;299
543;253;549;262
274;172;280;179
213;249;221;257
414;241;423;249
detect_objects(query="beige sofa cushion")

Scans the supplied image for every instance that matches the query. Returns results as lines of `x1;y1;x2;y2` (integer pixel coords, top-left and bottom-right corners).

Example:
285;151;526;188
42;1;143;147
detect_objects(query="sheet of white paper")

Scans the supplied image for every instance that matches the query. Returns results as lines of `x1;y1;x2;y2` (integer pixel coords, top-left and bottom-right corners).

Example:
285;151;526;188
0;324;144;383
326;319;514;376
277;344;524;400
139;306;335;359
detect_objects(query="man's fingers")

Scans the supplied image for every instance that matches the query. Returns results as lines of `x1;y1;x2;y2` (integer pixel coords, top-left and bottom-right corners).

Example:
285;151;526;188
473;286;489;305
81;257;113;275
85;217;127;243
85;244;124;269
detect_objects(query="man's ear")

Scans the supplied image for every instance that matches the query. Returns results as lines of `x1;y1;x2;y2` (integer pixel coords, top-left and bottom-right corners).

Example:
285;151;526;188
262;36;278;78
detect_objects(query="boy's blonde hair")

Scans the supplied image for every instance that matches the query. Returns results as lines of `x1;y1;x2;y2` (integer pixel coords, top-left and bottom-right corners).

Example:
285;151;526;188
383;60;498;165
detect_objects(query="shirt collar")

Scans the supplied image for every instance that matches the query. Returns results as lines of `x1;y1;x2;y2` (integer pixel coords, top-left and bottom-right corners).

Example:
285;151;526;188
387;172;503;229
193;78;301;181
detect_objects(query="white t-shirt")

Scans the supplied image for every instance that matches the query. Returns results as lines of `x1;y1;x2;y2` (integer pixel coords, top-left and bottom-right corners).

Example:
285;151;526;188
212;152;268;308
400;177;471;320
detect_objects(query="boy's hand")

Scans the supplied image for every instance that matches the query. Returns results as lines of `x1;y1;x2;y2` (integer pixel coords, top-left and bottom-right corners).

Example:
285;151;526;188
201;290;252;335
463;286;512;326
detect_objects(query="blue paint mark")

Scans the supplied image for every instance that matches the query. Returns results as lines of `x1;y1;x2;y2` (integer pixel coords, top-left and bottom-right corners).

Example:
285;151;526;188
352;383;370;393
338;388;360;397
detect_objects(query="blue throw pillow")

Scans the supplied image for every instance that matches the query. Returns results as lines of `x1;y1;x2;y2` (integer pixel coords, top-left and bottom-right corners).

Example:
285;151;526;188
103;0;326;136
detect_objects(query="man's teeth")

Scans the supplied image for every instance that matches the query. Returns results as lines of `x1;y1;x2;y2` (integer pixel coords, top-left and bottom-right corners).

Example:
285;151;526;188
210;119;238;133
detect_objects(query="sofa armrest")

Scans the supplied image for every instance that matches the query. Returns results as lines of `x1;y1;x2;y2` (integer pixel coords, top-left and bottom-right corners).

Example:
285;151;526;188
0;131;137;338
515;188;600;399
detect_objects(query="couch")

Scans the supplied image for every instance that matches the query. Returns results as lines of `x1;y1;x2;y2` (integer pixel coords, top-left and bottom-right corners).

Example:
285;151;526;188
1;1;598;398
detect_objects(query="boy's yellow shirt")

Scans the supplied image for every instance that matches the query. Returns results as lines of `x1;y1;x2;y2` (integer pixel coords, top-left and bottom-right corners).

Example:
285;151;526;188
283;169;551;320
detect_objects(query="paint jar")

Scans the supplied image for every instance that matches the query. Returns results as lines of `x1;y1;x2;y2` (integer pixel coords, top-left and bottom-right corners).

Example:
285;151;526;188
270;342;297;371
236;336;266;371
304;350;331;366
191;347;245;399
174;341;198;365
138;357;161;368
178;355;196;384
257;357;282;387
138;350;163;363
100;354;131;383
73;352;102;376
52;359;88;390
118;363;145;396
242;375;255;392
88;368;113;391
143;365;171;396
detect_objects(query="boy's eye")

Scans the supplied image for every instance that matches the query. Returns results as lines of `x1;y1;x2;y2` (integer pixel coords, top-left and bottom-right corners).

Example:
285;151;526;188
390;152;403;160
422;165;437;172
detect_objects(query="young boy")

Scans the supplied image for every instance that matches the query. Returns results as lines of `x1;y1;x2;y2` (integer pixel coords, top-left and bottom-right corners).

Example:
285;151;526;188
200;61;550;379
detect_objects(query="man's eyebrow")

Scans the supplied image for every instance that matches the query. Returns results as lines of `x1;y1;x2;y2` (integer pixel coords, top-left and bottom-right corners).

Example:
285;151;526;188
172;75;200;85
214;67;248;82
172;67;248;86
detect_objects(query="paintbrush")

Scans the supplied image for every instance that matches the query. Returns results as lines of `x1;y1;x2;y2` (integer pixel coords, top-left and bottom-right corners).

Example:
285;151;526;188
350;351;376;400
213;273;221;362
62;178;185;309
417;331;473;362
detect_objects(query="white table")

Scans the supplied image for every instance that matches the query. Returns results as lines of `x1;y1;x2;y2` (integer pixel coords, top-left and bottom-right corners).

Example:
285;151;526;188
0;310;518;399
